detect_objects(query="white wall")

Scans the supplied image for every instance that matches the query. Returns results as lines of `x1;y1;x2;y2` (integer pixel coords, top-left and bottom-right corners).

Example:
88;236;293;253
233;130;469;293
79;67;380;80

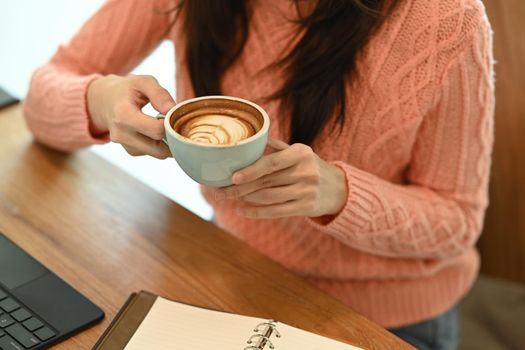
0;1;214;220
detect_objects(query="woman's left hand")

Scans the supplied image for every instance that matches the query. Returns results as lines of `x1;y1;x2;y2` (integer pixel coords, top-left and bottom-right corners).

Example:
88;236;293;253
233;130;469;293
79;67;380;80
213;139;348;219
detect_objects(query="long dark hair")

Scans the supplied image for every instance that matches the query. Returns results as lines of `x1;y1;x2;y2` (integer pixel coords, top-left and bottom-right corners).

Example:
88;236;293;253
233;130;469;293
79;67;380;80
178;0;398;145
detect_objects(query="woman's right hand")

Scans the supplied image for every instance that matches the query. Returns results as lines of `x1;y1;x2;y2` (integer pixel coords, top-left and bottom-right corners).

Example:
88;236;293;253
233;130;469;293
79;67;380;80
87;74;175;159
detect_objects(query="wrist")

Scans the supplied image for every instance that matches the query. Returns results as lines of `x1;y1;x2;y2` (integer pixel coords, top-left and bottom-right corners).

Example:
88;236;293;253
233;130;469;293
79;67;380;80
86;76;108;133
326;163;348;216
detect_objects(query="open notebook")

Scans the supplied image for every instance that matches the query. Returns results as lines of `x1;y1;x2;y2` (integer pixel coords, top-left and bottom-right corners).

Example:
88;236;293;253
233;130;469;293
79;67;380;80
93;291;363;350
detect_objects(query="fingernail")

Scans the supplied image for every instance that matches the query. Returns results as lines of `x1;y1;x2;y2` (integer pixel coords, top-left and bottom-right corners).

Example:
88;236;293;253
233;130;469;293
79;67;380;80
165;99;176;110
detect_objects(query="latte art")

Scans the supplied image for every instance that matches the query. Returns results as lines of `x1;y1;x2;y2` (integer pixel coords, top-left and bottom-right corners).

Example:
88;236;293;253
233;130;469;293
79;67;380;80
173;108;262;145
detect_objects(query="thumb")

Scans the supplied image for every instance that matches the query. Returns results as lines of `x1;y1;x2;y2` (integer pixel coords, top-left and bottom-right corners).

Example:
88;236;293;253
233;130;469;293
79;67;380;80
263;139;290;156
268;139;290;150
133;75;176;114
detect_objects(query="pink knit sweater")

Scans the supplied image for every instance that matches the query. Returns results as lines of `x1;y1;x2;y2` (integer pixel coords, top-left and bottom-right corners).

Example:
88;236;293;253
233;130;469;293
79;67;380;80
23;0;494;327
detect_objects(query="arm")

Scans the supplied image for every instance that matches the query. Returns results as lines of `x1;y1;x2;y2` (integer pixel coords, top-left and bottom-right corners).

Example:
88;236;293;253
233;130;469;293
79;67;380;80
307;17;495;259
213;13;494;260
23;0;176;151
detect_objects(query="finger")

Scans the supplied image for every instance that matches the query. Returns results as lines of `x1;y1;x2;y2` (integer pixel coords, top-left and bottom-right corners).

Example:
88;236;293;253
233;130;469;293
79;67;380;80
262;139;289;156
122;132;171;159
215;167;295;200
122;145;144;157
232;146;300;185
241;184;304;205
116;103;166;141
237;201;304;219
131;75;176;114
268;139;290;151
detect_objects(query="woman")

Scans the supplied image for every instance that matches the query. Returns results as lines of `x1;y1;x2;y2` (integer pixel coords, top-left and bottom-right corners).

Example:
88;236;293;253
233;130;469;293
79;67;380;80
23;0;494;348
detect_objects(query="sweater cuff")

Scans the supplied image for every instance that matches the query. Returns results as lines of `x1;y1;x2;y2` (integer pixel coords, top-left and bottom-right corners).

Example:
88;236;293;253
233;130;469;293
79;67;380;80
67;73;109;145
306;161;377;241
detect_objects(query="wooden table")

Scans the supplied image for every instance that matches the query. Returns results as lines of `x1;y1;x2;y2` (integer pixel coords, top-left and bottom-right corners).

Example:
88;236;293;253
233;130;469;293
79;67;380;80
0;105;411;349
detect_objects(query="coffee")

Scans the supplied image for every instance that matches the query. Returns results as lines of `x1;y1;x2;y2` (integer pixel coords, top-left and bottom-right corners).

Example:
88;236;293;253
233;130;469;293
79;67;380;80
172;107;262;146
161;96;270;186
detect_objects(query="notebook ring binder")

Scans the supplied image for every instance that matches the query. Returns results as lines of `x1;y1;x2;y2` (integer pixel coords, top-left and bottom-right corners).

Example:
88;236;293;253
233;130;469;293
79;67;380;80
94;292;359;350
244;320;280;350
244;341;275;350
247;334;274;347
254;321;279;334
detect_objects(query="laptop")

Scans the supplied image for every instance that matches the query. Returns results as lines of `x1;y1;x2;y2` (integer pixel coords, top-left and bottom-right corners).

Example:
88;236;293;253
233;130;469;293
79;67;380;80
0;233;104;349
0;87;19;110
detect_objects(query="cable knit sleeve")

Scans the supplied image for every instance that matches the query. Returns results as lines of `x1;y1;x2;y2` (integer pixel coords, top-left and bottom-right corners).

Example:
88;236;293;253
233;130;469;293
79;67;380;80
308;9;495;259
23;0;175;151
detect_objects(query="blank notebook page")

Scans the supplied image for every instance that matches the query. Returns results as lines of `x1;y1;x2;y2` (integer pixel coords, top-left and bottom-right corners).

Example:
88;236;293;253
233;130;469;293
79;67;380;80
124;297;362;349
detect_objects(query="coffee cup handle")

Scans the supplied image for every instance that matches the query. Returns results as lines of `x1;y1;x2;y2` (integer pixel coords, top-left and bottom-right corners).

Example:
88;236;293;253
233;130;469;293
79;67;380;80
155;114;169;145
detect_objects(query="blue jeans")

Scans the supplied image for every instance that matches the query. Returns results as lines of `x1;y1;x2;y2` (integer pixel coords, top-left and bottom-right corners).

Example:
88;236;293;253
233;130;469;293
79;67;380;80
389;305;459;350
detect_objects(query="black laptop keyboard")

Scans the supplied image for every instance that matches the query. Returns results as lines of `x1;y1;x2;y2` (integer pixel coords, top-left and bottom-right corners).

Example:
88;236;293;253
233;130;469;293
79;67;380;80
0;288;56;349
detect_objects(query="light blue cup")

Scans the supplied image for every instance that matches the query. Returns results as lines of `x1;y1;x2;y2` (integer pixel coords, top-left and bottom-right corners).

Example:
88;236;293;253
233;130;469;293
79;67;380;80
162;96;270;187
